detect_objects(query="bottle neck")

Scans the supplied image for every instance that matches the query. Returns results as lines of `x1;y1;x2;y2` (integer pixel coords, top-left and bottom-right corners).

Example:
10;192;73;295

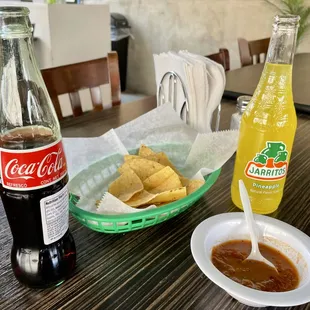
0;35;60;139
0;36;48;127
2;36;40;82
266;17;299;65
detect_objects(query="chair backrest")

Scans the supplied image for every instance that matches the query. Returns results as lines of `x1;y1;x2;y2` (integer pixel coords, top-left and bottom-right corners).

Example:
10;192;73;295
41;52;121;120
238;37;270;67
206;48;230;71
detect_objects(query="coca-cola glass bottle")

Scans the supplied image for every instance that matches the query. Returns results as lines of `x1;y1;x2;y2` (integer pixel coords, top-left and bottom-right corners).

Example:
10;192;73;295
0;7;76;288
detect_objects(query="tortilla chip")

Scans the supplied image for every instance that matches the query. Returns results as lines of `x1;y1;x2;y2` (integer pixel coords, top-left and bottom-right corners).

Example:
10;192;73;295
138;144;156;157
143;166;176;190
118;158;165;181
186;179;205;195
124;154;141;162
126;190;156;207
140;202;167;208
145;152;183;176
154;203;168;208
108;168;143;202
149;187;187;204
149;172;182;194
180;176;190;187
107;144;199;209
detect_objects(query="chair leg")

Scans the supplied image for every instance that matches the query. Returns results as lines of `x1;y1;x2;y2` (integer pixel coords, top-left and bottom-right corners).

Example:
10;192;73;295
107;51;121;106
219;48;230;71
69;92;83;117
238;38;253;67
90;87;103;111
50;96;63;120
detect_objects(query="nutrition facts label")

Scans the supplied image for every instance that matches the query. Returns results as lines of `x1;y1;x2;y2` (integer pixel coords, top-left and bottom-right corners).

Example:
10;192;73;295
40;186;69;245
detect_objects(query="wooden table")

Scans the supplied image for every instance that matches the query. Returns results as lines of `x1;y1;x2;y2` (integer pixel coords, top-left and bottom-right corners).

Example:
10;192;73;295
224;53;310;113
1;97;310;310
60;96;157;137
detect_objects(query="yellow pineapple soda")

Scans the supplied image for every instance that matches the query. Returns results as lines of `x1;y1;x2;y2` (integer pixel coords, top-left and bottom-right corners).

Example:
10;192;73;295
231;15;299;214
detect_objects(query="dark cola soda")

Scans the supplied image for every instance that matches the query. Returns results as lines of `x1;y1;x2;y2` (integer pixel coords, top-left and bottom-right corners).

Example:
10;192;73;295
1;128;76;288
0;7;76;289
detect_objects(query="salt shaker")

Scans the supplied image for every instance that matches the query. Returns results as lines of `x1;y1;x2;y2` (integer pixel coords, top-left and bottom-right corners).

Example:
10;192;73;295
230;95;251;130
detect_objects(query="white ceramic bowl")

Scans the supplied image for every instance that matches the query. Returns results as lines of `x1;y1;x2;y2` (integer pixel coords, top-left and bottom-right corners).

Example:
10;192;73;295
191;213;310;307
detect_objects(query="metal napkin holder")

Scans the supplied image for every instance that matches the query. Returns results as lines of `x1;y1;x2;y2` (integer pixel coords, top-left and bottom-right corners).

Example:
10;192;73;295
157;71;221;131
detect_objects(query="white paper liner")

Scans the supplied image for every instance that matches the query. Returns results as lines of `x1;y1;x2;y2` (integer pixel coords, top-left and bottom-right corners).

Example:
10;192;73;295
66;104;239;216
97;192;156;215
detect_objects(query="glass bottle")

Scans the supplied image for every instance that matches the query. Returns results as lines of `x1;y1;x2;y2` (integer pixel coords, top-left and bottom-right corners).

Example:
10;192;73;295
231;15;299;214
0;7;76;288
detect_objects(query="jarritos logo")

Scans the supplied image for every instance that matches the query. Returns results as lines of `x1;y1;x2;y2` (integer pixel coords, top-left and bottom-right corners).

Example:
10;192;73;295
245;141;288;181
0;139;67;190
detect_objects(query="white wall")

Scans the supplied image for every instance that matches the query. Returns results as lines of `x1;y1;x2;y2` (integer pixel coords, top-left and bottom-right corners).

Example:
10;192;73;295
73;1;310;95
1;2;111;69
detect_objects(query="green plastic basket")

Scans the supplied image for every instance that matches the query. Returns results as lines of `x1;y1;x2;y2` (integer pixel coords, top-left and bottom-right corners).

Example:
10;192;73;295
69;170;220;233
68;144;221;233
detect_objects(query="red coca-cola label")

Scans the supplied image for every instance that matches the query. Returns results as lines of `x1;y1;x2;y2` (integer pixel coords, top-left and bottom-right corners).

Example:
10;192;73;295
0;139;67;190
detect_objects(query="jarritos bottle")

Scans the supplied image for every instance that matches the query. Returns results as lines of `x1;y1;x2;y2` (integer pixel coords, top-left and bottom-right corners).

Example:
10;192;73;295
231;15;299;214
0;7;76;288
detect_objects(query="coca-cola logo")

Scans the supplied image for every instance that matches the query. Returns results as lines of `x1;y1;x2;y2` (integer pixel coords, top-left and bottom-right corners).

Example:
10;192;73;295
0;140;67;190
4;149;64;180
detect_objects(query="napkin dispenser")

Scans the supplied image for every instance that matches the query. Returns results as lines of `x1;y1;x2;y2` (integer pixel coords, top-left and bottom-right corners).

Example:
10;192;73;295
157;71;189;124
154;51;224;133
157;71;221;132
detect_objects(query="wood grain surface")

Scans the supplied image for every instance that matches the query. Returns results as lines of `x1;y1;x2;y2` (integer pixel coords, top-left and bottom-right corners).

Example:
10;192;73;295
60;96;157;138
42;54;121;119
224;53;310;113
1;97;310;310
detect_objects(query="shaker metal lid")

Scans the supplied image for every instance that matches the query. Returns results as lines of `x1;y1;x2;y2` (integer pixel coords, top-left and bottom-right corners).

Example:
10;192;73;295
237;95;251;112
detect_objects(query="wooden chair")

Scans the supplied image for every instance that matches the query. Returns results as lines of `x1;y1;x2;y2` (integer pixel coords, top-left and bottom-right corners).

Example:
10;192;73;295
206;48;230;71
41;52;121;120
238;37;270;67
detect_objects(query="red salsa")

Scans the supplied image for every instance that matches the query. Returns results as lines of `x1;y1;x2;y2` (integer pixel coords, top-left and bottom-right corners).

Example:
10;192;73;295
211;240;299;292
